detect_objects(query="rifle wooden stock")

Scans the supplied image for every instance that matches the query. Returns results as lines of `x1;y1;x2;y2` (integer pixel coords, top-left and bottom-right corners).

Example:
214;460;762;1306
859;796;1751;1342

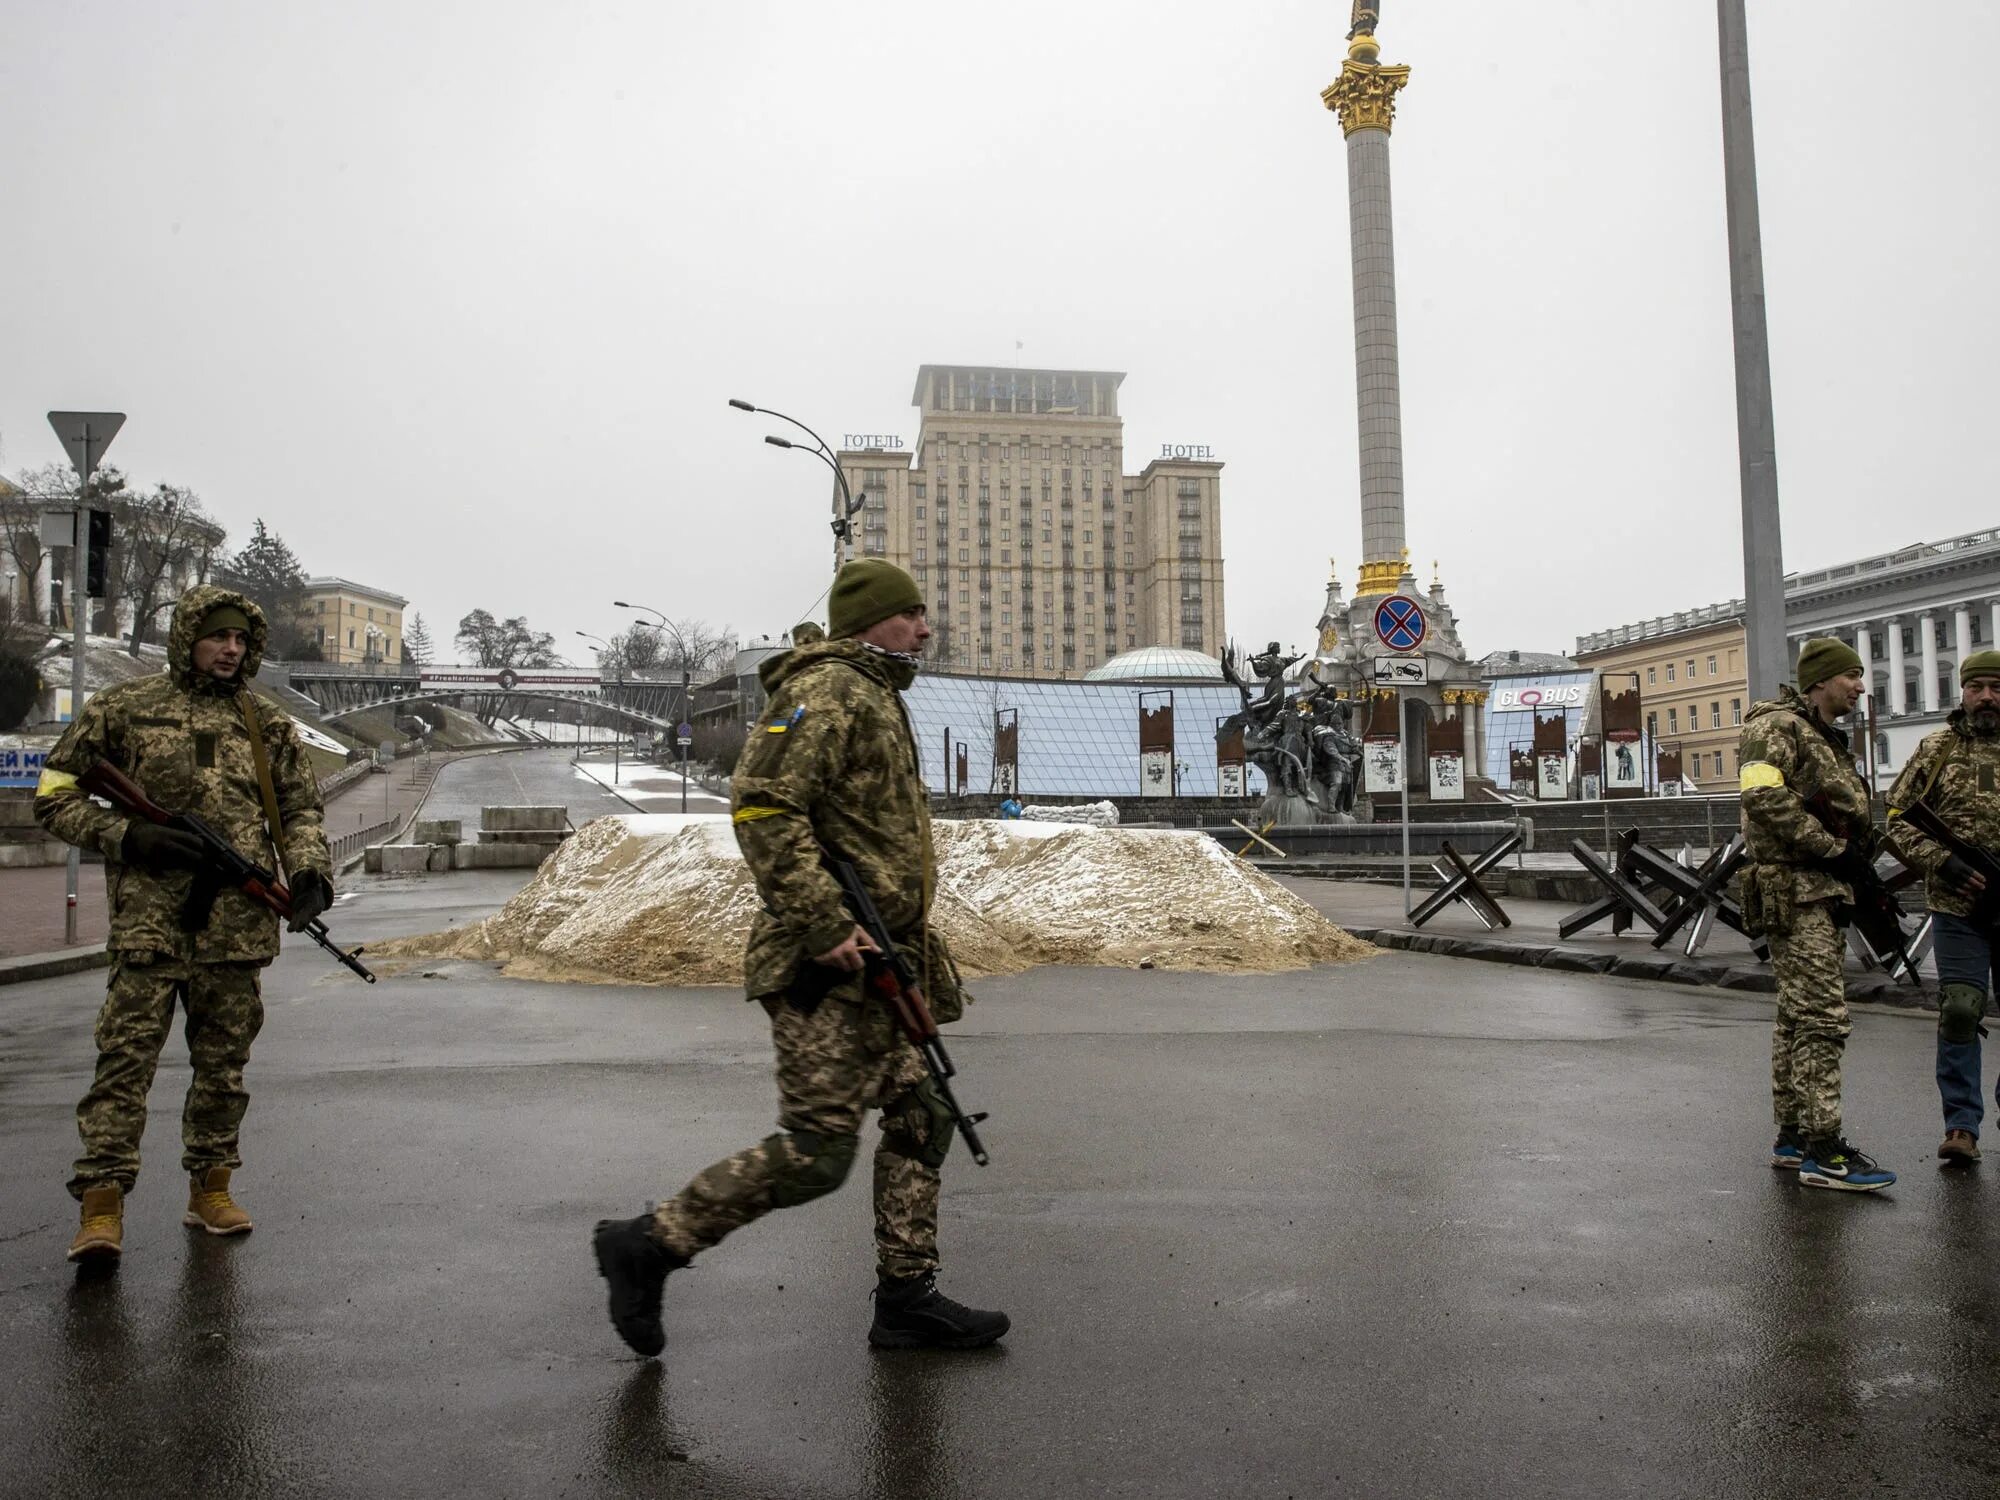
76;760;376;983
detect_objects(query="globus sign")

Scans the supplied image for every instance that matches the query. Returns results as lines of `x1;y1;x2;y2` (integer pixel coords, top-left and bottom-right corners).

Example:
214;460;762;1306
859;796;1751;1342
1493;684;1588;712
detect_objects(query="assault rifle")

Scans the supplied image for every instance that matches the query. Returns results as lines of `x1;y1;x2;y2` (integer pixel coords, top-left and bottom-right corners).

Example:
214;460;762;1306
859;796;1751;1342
79;760;376;983
1894;798;2000;929
825;854;991;1166
1803;790;1919;983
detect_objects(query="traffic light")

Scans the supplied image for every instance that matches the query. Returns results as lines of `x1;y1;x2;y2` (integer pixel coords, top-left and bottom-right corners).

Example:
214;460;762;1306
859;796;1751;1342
86;509;112;598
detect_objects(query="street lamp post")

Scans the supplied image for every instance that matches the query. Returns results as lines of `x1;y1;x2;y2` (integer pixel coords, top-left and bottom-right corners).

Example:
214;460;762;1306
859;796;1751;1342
726;398;864;553
576;631;618;782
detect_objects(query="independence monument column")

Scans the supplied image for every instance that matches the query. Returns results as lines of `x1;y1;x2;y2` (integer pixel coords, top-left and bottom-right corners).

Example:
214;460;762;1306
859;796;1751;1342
1322;3;1412;599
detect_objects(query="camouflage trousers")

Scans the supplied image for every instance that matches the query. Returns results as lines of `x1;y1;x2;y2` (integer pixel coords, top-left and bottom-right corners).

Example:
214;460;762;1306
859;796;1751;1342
653;991;942;1279
1769;901;1851;1141
69;956;266;1200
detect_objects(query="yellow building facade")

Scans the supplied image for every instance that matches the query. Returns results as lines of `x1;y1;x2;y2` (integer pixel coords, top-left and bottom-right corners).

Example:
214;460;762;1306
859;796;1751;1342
1576;609;1750;792
302;576;407;665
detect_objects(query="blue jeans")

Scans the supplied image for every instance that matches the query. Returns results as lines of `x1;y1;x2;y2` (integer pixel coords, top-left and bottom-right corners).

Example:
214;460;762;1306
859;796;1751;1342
1933;912;2000;1136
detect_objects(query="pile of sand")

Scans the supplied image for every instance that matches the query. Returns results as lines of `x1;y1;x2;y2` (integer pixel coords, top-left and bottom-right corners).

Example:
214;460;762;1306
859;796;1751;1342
375;814;1373;986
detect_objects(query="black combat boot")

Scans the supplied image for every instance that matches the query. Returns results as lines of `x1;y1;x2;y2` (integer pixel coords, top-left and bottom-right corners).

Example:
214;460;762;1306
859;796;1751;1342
869;1271;1010;1350
592;1214;686;1357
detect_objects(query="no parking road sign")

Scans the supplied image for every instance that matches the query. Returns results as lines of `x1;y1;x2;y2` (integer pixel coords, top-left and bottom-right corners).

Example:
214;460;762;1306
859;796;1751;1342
1374;594;1427;654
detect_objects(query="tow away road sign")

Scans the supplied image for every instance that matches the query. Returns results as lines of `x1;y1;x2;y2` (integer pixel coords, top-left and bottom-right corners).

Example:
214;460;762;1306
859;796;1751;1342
1373;594;1427;653
1372;656;1430;686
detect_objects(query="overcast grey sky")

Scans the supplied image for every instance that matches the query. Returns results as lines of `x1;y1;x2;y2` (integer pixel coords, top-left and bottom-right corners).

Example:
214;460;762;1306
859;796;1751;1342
3;1;1995;665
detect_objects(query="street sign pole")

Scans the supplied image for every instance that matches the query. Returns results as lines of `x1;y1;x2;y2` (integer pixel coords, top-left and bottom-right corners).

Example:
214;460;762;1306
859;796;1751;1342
1400;688;1412;919
47;411;125;946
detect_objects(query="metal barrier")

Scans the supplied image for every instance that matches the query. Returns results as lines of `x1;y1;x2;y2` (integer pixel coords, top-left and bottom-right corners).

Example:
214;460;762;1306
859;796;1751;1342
330;818;401;867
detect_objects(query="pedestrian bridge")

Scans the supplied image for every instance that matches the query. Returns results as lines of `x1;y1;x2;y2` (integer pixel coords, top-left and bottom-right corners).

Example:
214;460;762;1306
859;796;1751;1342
283;663;691;733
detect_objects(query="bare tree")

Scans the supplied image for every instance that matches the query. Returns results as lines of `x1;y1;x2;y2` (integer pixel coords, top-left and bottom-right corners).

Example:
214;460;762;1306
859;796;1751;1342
635;617;735;681
0;480;46;625
455;609;561;668
115;483;222;654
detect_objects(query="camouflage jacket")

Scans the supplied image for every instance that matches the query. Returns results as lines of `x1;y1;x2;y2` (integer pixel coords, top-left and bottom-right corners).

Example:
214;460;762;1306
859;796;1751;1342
1738;686;1874;907
35;584;333;963
1885;710;2000;919
730;639;960;1016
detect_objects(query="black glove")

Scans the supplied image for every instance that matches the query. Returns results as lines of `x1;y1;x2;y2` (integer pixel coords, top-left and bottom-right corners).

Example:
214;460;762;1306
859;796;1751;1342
122;822;208;870
1825;842;1876;887
1939;854;1988;898
286;869;333;932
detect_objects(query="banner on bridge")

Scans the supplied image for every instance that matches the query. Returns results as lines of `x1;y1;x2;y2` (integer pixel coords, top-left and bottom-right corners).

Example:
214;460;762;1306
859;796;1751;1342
420;669;601;695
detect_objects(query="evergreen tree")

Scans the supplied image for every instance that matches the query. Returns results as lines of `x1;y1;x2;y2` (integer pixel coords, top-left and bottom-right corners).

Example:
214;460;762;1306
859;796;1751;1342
403;612;434;666
223;518;314;658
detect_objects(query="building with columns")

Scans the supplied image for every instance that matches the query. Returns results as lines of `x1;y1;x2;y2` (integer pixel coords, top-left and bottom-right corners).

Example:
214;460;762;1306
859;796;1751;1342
1576;525;2000;789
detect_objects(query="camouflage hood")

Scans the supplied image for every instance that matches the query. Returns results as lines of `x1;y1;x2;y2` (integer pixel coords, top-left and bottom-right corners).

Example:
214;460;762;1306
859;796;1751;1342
758;637;915;697
1745;685;1849;747
168;583;268;693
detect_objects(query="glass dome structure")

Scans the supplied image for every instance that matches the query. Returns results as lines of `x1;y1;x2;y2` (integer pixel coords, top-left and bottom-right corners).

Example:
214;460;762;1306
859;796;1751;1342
1081;645;1226;683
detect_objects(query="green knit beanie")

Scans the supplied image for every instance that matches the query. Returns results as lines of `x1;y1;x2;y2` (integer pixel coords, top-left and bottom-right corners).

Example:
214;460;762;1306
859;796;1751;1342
1961;649;2000;684
196;605;252;638
829;560;923;638
1796;636;1863;690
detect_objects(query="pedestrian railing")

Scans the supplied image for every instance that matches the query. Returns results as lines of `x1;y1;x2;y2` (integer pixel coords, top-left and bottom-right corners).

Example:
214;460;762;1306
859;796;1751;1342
331;818;402;866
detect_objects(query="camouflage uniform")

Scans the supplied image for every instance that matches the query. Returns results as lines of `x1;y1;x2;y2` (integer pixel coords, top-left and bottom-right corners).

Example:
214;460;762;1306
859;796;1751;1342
1885;709;2000;922
652;639;963;1278
1739;686;1875;1141
35;585;332;1199
1885;709;2000;1135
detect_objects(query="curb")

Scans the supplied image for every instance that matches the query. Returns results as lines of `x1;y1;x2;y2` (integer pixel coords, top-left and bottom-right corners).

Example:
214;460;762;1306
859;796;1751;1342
0;944;112;987
1343;925;1934;1011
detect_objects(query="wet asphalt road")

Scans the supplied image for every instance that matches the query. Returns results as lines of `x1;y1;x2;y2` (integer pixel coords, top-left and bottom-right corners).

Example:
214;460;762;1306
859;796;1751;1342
4;870;2000;1498
415;745;643;833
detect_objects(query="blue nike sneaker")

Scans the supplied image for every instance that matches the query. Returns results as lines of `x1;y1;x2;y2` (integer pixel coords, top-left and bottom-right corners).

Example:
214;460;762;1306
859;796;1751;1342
1798;1138;1896;1192
1771;1133;1806;1170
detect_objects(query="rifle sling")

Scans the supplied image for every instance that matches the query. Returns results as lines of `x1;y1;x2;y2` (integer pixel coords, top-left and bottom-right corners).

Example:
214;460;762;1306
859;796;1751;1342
238;692;287;880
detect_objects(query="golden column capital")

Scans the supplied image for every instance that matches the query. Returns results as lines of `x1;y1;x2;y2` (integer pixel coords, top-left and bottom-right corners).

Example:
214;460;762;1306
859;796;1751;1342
1321;49;1411;137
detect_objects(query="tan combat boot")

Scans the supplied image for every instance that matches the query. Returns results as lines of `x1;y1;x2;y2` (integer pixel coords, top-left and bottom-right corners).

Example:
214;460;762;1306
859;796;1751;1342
67;1185;124;1262
184;1167;254;1236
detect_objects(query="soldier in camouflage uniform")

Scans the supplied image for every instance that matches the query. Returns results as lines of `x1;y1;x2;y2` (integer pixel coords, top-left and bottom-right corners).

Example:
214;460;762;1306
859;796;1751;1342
1738;637;1896;1191
593;561;1009;1356
1885;650;2000;1166
36;584;334;1262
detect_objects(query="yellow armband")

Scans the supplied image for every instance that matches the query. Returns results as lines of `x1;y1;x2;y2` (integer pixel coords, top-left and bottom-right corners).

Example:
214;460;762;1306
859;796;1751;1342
1738;762;1784;792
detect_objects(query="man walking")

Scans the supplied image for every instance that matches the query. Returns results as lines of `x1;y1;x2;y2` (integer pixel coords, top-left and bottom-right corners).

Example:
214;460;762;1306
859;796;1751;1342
592;560;1007;1356
1886;651;2000;1166
36;584;334;1262
1739;637;1896;1191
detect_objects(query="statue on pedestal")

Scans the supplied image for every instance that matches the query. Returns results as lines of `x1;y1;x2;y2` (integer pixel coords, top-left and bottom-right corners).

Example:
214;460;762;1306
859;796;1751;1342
1219;644;1364;826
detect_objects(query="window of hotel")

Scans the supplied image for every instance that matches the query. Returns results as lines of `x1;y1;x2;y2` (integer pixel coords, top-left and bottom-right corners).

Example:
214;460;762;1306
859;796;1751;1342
1731;698;1742;725
1665;663;1675;682
915;505;926;519
1710;703;1721;728
1668;708;1679;733
916;548;926;562
1706;655;1717;675
1689;704;1698;728
1647;666;1656;686
1686;660;1696;679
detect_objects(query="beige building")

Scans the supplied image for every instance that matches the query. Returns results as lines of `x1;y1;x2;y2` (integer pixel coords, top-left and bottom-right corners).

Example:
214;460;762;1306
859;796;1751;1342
833;365;1225;678
303;576;407;665
1576;605;1755;793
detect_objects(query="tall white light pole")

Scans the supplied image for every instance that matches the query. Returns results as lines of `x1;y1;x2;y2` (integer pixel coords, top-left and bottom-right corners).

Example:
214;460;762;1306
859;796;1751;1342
1717;0;1788;699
